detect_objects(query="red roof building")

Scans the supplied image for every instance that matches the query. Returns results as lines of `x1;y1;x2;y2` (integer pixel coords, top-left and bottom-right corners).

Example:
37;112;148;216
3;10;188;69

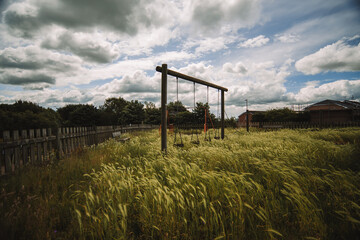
304;100;360;123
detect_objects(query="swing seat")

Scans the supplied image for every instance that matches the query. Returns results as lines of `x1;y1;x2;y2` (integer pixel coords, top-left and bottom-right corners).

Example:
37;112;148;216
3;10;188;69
214;136;220;140
191;140;200;145
174;143;184;147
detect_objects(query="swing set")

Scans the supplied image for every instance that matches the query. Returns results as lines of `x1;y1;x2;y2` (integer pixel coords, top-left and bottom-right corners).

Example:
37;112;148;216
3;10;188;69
156;64;228;152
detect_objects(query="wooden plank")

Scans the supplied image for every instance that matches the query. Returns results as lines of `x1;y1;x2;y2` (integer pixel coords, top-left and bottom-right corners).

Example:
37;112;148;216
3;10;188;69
21;130;28;166
0;132;5;175
13;130;20;171
3;131;11;173
47;128;53;160
42;129;48;162
156;66;228;92
29;130;35;164
56;128;61;160
36;129;42;164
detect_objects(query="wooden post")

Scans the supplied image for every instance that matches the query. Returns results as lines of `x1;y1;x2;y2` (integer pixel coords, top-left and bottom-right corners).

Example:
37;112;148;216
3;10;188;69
29;130;35;164
21;130;28;166
42;129;48;162
221;90;225;139
95;126;99;145
13;130;20;171
3;131;11;173
56;128;62;160
36;129;42;164
161;64;168;152
47;128;52;160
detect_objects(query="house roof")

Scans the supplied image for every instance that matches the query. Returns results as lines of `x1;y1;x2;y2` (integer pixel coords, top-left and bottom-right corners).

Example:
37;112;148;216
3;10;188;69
304;99;360;111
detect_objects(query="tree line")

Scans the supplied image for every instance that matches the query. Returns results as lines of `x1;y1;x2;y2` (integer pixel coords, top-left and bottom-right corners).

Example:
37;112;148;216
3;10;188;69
0;98;237;132
251;108;310;122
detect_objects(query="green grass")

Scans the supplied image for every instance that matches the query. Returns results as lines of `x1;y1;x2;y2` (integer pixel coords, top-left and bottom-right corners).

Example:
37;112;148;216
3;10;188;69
1;128;360;239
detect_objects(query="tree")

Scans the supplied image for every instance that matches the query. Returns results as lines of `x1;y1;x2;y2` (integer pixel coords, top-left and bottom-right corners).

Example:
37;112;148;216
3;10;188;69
144;102;161;124
193;102;210;124
0;101;60;131
101;97;129;125
167;101;187;115
123;100;145;124
252;108;310;122
57;104;100;126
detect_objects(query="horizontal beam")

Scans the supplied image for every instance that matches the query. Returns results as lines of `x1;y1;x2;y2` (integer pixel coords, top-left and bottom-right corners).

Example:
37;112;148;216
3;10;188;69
156;66;228;92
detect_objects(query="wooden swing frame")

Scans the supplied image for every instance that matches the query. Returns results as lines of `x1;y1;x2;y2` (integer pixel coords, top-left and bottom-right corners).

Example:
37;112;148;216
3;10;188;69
156;64;228;152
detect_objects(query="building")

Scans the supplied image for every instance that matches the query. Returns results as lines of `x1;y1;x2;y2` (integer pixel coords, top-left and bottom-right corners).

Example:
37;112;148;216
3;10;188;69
237;111;265;127
304;100;360;123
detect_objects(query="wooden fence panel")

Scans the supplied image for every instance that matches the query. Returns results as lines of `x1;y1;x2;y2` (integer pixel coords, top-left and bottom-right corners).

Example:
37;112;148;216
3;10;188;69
0;124;157;175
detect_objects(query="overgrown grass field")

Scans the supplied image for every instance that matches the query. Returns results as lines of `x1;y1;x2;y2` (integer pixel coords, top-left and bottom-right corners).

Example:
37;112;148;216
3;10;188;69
1;128;360;239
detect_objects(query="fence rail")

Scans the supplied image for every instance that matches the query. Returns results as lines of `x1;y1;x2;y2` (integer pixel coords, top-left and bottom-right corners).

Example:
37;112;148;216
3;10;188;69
237;121;360;129
0;124;158;175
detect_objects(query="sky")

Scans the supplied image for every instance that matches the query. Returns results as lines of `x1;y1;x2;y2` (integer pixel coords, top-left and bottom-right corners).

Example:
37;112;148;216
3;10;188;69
0;0;360;117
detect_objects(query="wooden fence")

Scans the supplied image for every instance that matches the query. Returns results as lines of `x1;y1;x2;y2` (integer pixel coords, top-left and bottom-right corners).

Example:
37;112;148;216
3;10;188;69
0;124;157;175
237;121;360;129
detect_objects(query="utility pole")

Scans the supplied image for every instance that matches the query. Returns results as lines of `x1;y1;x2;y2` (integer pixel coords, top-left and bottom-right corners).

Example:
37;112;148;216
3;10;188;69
245;99;249;132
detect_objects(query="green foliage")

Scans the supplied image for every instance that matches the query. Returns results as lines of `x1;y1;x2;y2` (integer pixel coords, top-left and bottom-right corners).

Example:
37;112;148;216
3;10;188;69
123;100;145;124
1;128;360;239
0;101;60;131
57;104;101;126
101;97;129;125
252;108;310;122
144;102;161;125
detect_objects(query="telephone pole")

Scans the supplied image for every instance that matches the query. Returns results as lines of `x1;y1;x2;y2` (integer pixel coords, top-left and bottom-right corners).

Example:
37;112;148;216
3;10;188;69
245;99;249;132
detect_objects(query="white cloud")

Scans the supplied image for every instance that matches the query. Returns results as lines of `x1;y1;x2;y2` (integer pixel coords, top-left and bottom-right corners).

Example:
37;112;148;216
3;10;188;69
295;36;360;74
275;33;300;43
97;71;159;94
186;0;262;34
41;30;119;63
287;79;360;103
238;35;270;48
222;62;247;74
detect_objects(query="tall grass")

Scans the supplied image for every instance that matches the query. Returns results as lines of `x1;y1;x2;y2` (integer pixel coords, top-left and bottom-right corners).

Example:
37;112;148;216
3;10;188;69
1;128;360;239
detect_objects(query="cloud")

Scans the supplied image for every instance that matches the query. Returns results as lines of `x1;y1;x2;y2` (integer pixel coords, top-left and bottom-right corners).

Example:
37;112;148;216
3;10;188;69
0;45;84;86
275;33;300;43
287;79;360;103
238;35;270;48
0;73;55;85
183;36;237;55
225;61;289;105
189;0;262;33
41;30;119;63
222;62;247;74
295;36;360;74
3;0;173;37
97;71;159;94
0;45;82;71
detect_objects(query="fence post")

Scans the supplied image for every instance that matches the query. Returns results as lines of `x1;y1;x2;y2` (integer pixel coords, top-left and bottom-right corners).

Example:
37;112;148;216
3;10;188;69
21;130;28;166
36;129;42;164
56;128;62;161
13;130;20;171
3;131;11;173
29;130;35;164
95;126;99;145
42;129;48;162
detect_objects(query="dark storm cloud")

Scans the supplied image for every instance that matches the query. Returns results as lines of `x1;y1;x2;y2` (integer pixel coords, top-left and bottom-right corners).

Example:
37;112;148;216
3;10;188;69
0;73;55;85
4;0;159;37
0;54;42;69
191;0;260;31
41;31;118;63
0;46;82;73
